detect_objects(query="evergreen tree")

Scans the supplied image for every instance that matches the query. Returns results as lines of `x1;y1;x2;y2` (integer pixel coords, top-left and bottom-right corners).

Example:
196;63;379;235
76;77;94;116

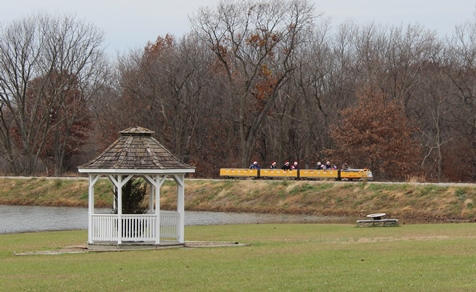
113;177;148;214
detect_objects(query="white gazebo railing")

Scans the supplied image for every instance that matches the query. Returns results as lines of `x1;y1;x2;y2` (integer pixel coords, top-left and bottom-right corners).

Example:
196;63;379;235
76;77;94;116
90;211;180;242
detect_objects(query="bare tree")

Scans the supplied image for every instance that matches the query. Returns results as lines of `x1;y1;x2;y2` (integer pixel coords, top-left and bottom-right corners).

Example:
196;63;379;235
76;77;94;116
109;34;227;176
290;20;360;166
191;0;315;167
0;14;108;175
443;20;476;181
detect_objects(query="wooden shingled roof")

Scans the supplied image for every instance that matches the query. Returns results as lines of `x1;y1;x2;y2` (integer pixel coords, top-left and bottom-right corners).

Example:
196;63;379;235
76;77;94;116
78;126;194;173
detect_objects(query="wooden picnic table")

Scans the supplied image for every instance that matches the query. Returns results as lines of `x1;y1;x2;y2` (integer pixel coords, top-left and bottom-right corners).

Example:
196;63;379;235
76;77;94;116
357;213;398;227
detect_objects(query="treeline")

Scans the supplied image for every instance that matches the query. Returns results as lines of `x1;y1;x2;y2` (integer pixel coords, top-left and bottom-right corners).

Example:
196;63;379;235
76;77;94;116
0;0;475;181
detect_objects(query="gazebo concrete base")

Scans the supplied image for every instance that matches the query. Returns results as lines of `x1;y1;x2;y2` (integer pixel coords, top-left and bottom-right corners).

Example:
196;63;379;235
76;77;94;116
87;241;248;251
87;241;183;251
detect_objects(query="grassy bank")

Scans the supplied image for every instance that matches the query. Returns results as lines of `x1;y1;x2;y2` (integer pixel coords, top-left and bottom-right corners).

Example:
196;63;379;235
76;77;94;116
1;223;476;291
0;177;475;221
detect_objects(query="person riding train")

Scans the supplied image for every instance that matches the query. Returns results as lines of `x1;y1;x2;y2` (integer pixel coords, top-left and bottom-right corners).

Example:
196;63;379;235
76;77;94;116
316;162;323;169
281;161;291;170
291;161;299;169
249;161;261;169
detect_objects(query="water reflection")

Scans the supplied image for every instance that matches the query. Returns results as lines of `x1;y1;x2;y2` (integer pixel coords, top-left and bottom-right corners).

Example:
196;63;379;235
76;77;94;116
0;205;355;234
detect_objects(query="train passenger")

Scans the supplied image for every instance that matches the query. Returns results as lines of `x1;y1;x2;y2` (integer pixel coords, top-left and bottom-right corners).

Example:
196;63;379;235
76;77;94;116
270;161;277;169
342;163;349;170
281;161;291;170
249;161;261;169
316;162;323;169
325;161;332;170
291;161;299;169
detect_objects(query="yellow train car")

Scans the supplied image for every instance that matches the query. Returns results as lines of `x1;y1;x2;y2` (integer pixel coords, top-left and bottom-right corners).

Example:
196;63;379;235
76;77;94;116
340;168;373;180
219;168;258;178
260;169;298;178
299;169;339;179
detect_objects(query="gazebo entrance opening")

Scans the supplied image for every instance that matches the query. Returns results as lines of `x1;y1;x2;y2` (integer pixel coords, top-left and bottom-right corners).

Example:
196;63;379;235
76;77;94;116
86;174;186;245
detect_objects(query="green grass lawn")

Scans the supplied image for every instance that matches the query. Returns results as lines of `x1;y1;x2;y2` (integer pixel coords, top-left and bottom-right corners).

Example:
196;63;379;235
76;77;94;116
1;223;475;291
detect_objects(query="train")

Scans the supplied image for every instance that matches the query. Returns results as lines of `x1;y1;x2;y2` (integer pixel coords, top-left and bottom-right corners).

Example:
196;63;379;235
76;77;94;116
219;168;373;181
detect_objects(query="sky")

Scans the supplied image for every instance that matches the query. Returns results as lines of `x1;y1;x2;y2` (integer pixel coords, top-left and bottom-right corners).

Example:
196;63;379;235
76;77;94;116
1;0;475;56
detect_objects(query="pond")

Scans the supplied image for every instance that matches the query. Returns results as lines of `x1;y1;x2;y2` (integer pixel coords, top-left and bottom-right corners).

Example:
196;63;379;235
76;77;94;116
0;205;356;234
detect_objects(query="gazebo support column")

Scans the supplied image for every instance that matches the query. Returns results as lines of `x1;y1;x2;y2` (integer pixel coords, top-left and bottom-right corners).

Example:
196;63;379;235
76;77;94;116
174;175;185;244
88;174;100;244
108;174;133;244
155;176;161;245
117;175;123;244
144;175;166;245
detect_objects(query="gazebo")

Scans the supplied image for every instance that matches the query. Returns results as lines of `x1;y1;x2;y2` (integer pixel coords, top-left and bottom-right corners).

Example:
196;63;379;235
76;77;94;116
77;126;195;248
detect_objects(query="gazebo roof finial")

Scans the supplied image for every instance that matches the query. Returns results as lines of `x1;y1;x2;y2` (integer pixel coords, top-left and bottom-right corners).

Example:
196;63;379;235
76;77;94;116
120;126;155;136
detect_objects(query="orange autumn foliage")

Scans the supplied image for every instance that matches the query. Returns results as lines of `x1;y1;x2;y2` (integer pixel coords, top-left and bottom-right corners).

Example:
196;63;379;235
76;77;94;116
328;85;422;180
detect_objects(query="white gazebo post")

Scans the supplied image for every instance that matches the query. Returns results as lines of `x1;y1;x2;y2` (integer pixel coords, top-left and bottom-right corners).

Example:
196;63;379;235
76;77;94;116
87;174;100;244
117;175;123;244
115;174;132;244
155;176;161;245
78;127;195;249
174;174;185;243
